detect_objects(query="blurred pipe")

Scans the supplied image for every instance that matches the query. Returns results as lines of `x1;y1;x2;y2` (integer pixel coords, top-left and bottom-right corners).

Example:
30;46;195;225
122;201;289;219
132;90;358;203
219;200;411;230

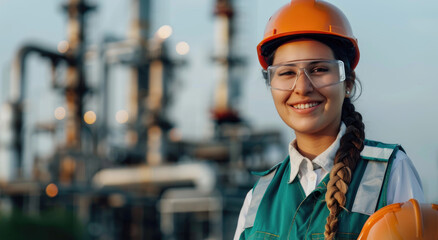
92;162;217;193
126;0;151;150
62;0;95;151
9;44;70;177
212;0;232;117
10;44;70;102
95;38;139;155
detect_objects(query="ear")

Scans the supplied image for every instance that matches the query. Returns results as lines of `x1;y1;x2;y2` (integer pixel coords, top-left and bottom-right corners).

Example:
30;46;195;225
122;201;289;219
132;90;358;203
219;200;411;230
343;82;352;98
344;71;356;98
345;88;351;98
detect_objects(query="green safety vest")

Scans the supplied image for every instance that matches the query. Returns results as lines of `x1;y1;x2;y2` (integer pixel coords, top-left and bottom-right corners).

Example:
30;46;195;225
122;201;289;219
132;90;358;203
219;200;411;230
240;139;402;240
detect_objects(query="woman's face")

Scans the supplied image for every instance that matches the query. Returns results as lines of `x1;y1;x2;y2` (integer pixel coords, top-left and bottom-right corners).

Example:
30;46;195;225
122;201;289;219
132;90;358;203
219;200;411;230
271;39;347;138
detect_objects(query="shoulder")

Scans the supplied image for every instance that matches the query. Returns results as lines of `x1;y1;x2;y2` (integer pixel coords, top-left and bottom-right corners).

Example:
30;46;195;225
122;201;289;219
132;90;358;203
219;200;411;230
234;190;253;240
233;156;289;238
391;150;415;170
385;146;425;204
389;149;423;189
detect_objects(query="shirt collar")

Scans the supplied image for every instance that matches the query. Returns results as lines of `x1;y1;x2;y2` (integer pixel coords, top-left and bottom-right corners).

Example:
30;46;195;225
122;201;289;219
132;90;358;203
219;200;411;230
288;123;347;183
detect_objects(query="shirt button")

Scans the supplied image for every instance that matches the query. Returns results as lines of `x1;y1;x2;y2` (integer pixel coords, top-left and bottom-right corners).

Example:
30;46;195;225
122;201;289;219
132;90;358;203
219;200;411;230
309;175;316;181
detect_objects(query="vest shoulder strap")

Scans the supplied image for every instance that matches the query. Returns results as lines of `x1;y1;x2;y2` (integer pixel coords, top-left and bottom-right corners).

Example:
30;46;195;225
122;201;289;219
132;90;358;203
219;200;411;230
352;140;399;215
360;140;399;162
244;164;280;229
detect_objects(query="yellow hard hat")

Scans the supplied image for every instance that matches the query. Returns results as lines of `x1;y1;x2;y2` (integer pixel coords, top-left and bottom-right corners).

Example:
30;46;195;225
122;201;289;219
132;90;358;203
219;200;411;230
257;0;359;70
358;199;438;240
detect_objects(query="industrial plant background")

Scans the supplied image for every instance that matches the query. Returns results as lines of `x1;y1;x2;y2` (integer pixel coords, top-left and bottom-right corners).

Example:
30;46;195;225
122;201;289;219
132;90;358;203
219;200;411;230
0;0;436;239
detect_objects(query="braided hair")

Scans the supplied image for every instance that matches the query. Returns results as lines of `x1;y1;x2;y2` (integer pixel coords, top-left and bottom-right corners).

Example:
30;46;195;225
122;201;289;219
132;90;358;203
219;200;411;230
324;90;365;240
263;35;365;240
321;39;365;240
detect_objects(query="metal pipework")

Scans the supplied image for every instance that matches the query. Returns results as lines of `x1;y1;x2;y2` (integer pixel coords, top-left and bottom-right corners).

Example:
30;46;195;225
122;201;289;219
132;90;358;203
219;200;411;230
212;0;234;119
7;0;96;179
126;0;151;151
10;44;71;102
92;162;217;193
211;0;245;132
62;0;95;150
9;44;71;176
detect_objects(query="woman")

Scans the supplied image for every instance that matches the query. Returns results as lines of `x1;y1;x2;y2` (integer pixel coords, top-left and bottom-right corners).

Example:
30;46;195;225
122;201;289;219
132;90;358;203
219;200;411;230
234;0;424;239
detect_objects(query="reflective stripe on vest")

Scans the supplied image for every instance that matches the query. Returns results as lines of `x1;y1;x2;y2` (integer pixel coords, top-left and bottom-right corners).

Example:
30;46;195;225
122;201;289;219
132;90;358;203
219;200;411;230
352;145;396;215
244;168;278;229
360;145;395;161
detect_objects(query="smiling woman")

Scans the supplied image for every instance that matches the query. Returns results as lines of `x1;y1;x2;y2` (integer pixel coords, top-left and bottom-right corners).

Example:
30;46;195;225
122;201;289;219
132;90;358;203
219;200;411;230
234;0;425;239
269;40;347;149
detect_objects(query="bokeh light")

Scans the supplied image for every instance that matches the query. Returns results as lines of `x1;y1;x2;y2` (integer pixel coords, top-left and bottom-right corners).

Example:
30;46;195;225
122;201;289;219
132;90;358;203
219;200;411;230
157;25;172;40
54;107;66;120
84;111;97;125
115;110;129;124
57;40;69;53
46;183;59;198
176;41;190;55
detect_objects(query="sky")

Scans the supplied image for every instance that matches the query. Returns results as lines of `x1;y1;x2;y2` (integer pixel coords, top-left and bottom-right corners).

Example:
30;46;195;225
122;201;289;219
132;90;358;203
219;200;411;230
0;0;437;202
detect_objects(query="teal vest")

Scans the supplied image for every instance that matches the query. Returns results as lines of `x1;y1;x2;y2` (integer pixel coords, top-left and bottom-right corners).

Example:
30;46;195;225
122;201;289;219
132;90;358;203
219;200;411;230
240;140;402;240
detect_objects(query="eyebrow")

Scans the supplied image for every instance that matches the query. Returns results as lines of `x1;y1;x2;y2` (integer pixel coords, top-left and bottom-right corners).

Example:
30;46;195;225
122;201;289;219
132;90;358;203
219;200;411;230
273;60;329;67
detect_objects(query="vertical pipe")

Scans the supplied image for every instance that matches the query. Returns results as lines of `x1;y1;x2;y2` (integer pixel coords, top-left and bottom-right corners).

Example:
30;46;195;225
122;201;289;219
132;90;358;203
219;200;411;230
127;0;151;151
146;27;175;166
211;0;241;131
8;46;69;179
62;2;94;226
128;0;170;166
213;0;231;115
64;0;88;150
97;47;110;155
147;57;164;165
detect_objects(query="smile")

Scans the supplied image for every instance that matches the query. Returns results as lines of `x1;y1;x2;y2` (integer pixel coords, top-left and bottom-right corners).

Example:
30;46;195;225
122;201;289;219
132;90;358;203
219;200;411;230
292;102;320;109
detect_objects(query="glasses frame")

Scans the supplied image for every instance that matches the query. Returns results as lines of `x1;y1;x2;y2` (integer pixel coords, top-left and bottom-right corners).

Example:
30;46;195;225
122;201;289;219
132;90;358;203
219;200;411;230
266;59;346;91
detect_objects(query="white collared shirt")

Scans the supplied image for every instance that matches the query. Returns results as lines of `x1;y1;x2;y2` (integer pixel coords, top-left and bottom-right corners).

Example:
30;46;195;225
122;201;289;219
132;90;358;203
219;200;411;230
288;123;345;195
233;123;425;240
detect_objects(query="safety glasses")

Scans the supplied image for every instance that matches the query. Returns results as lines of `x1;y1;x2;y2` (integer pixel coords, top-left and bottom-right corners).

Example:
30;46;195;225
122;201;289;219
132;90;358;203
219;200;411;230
267;59;346;91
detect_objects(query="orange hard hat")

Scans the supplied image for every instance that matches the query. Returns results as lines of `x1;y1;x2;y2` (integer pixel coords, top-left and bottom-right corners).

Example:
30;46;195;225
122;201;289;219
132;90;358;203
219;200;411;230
257;0;360;70
357;199;438;240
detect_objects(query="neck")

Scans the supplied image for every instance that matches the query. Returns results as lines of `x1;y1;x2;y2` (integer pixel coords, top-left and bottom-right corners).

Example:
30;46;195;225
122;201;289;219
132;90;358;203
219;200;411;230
295;127;340;160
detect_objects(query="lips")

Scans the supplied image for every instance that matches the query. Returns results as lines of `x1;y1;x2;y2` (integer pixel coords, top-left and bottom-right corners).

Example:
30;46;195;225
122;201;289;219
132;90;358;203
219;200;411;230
291;101;321;109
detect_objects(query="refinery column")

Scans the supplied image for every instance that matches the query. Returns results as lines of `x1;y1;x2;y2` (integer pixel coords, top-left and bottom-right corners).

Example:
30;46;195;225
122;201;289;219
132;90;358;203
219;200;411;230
127;0;168;165
126;0;151;151
211;0;242;136
146;23;174;165
63;0;94;149
62;0;95;225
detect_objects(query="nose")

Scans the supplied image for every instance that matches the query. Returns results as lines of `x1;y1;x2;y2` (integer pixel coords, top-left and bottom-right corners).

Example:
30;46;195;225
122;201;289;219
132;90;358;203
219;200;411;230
292;69;314;95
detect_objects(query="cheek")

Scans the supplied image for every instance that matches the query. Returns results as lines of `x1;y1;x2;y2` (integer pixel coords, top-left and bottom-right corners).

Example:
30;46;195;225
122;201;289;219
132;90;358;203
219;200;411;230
325;89;345;109
271;91;290;106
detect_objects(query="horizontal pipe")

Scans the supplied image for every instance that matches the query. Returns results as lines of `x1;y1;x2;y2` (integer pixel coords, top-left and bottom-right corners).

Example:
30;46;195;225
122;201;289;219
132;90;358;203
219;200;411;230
92;162;217;193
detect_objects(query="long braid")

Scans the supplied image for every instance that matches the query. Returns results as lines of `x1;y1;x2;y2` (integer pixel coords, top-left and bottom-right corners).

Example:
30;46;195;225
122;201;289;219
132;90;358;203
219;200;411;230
324;97;365;240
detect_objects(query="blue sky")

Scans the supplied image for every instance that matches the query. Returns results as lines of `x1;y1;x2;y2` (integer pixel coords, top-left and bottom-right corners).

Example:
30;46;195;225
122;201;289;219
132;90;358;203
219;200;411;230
0;0;437;201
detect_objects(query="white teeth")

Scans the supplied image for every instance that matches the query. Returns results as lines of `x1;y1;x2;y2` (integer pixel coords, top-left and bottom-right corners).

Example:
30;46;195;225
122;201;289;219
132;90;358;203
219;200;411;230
293;102;319;109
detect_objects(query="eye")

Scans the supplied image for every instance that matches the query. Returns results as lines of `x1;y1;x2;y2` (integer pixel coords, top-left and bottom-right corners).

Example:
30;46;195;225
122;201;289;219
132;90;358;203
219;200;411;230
278;70;296;76
310;66;329;74
276;66;297;77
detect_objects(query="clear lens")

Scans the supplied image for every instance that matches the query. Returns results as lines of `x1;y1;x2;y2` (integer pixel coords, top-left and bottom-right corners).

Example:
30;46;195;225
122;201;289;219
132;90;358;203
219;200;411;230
267;60;345;90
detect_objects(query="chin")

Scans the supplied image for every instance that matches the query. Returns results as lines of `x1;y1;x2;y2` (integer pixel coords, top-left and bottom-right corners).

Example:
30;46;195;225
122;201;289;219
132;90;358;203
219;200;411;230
287;121;322;134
